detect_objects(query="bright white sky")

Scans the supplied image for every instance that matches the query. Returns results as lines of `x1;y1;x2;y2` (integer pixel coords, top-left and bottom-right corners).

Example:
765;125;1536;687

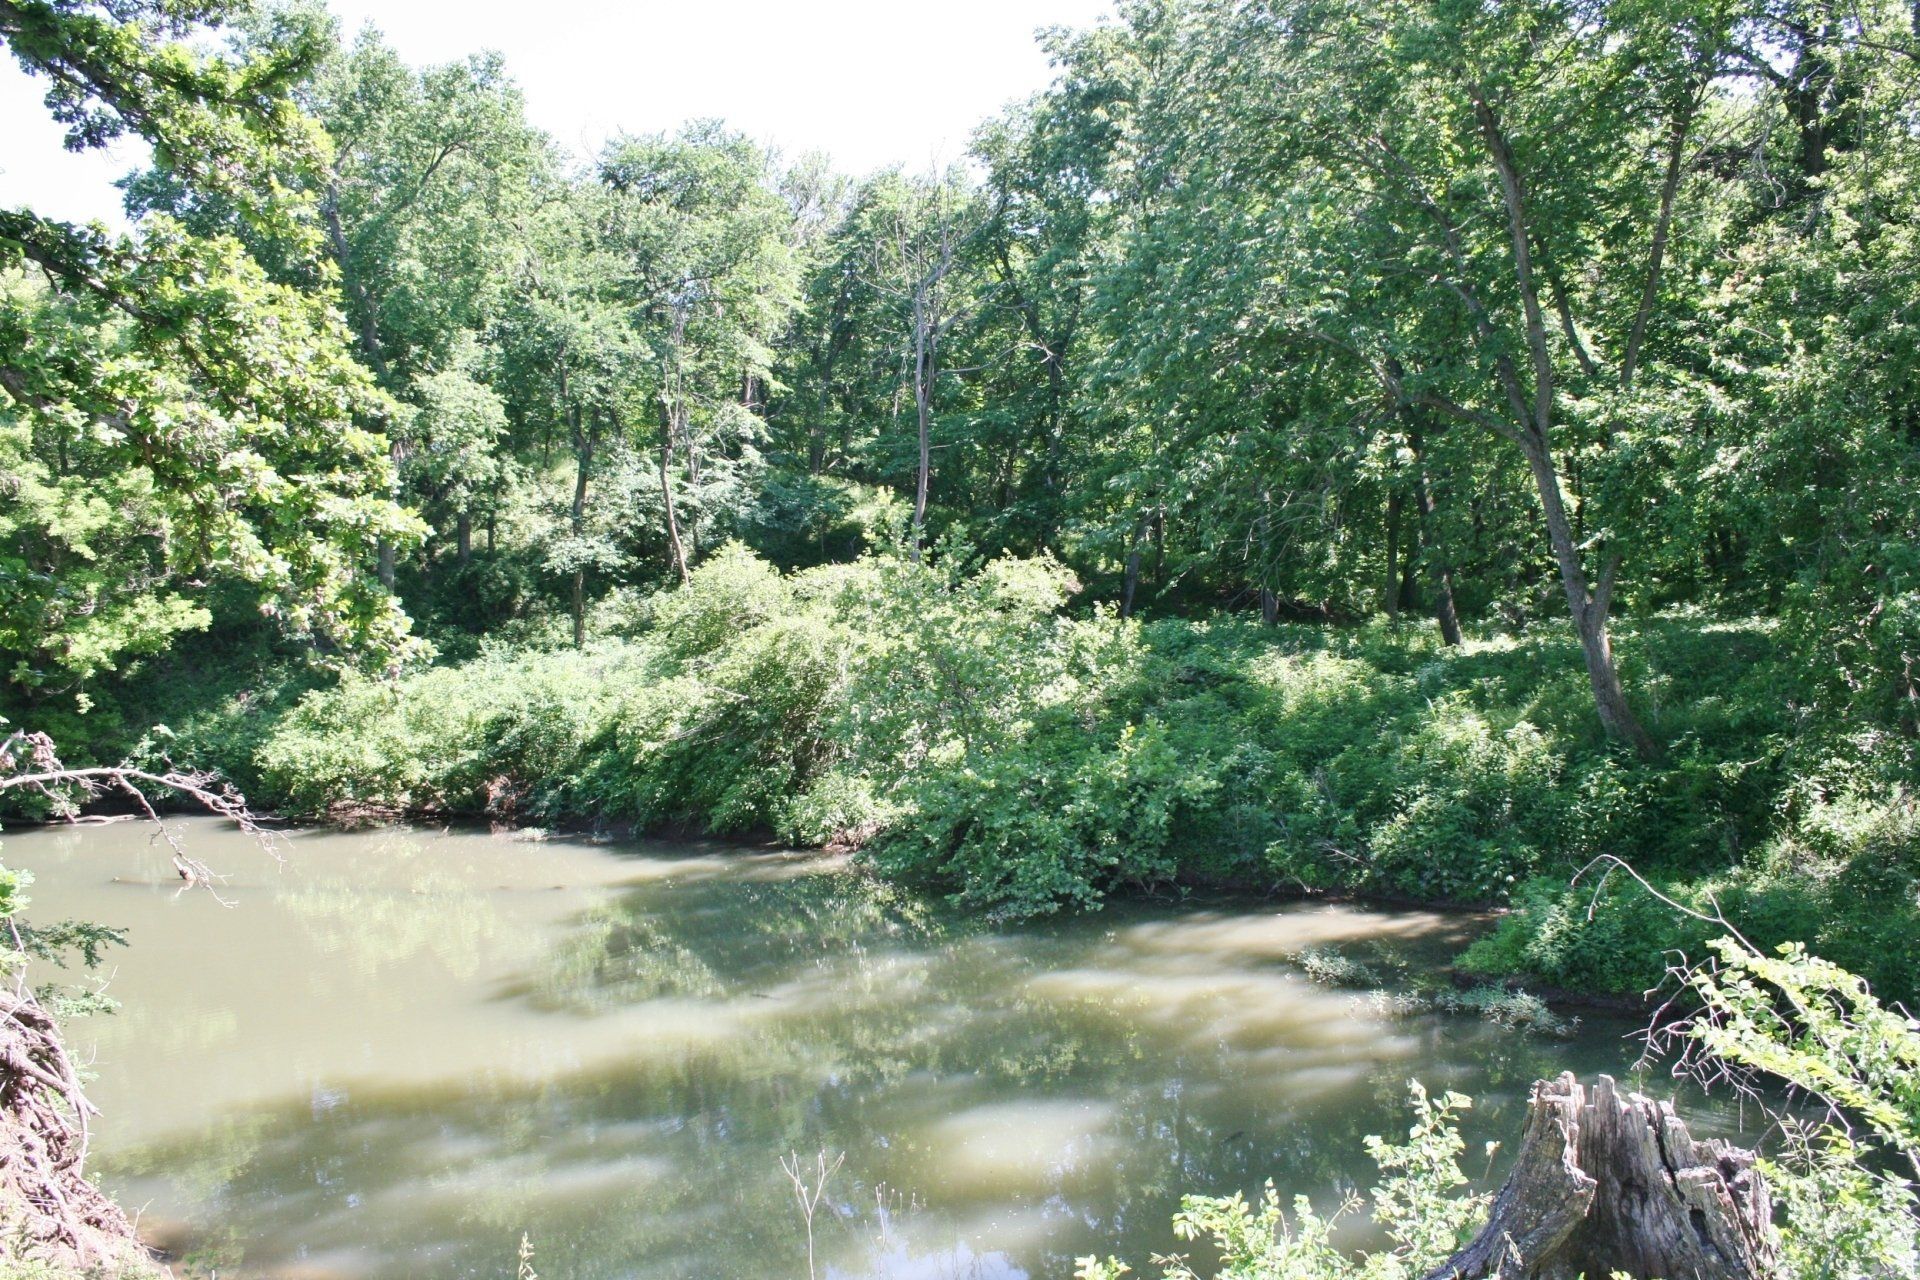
0;0;1115;228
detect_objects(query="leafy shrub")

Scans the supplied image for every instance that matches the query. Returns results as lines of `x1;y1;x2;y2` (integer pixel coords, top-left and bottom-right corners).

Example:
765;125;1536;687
226;550;1891;968
1293;946;1381;988
1686;938;1920;1280
1431;986;1574;1038
1075;1082;1486;1280
1462;789;1920;1006
645;541;794;660
584;613;849;833
255;642;649;818
1768;1126;1919;1280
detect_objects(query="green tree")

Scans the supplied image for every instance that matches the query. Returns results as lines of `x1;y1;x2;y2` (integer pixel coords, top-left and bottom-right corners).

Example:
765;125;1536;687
1;0;422;705
596;122;801;584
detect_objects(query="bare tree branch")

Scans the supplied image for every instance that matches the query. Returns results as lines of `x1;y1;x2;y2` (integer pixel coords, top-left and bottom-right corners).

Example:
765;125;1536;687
0;730;276;895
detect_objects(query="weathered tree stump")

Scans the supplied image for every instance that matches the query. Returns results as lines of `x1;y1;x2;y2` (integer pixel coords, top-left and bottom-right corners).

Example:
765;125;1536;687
1424;1073;1777;1280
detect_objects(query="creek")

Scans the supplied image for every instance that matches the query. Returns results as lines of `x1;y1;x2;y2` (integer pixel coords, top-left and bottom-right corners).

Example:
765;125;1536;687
10;818;1710;1279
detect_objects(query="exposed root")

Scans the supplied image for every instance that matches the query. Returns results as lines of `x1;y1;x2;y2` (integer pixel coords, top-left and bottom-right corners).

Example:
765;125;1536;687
0;988;152;1272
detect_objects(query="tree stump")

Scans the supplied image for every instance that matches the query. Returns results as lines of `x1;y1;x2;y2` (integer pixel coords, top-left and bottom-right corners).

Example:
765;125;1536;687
1423;1073;1777;1280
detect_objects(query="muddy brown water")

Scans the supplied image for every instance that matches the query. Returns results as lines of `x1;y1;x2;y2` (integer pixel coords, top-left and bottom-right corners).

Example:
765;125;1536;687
7;817;1729;1279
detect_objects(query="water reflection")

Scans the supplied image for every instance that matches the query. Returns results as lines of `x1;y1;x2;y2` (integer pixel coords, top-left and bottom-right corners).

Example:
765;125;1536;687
6;819;1703;1279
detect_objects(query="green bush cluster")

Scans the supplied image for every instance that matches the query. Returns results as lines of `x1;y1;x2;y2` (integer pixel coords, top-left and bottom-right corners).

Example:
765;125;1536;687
197;546;1895;965
254;642;645;819
1461;789;1920;1004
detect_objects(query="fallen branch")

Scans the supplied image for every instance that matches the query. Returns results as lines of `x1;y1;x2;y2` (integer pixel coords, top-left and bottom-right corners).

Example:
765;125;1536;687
0;729;277;892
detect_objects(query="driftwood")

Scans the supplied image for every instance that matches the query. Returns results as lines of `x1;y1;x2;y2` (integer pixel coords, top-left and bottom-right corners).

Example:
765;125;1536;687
1425;1073;1776;1280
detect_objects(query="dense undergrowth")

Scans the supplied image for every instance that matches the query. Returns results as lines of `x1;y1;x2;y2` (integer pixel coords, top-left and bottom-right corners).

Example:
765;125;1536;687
52;543;1916;1008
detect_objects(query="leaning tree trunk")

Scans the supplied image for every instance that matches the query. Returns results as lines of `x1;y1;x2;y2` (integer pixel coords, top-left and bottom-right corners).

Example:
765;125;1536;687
1426;1074;1776;1280
1517;434;1657;758
1413;459;1463;647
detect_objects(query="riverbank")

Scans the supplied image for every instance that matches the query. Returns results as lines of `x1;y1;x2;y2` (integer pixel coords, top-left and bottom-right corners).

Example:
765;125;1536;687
19;548;1919;1008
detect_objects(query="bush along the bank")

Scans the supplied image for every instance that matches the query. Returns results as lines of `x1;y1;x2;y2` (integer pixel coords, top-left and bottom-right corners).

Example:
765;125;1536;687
1460;788;1920;1003
171;544;1916;1002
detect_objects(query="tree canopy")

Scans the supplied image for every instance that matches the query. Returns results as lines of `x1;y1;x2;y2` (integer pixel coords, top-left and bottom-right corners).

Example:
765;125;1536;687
1;0;421;697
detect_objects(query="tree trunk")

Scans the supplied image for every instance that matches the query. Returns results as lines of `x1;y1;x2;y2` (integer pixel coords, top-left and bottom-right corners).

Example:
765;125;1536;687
1472;92;1656;757
1122;512;1147;618
1519;433;1655;756
1426;1074;1776;1280
326;190;407;594
1384;491;1404;623
1151;507;1165;586
323;193;390;385
1414;460;1463;647
1392;377;1461;646
1259;489;1280;625
571;569;585;649
456;511;472;568
993;242;1074;551
660;409;689;587
1432;563;1464;647
1398;526;1422;617
685;437;702;564
662;314;691;587
911;282;932;562
570;410;593;650
1621;98;1694;392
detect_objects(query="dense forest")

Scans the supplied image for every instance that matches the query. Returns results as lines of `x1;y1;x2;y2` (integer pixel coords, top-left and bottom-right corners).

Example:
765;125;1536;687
2;0;1919;1275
